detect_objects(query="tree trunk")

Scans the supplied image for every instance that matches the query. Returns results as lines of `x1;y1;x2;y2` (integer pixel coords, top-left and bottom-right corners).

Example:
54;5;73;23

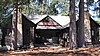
13;0;18;50
77;0;86;48
69;0;77;50
17;8;23;47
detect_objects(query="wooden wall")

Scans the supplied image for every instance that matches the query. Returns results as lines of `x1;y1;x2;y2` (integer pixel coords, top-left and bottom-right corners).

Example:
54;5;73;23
22;15;35;47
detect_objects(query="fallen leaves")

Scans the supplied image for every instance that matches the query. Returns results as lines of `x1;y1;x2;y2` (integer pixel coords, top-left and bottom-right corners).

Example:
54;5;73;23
0;46;100;56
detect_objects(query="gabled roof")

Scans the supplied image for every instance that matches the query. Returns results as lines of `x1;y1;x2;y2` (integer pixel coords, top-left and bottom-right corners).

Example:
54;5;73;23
24;14;78;29
25;14;47;24
49;15;70;28
36;16;62;26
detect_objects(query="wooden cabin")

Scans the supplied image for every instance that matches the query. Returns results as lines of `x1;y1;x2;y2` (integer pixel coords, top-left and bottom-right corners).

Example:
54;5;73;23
22;15;70;46
90;17;100;44
23;14;100;47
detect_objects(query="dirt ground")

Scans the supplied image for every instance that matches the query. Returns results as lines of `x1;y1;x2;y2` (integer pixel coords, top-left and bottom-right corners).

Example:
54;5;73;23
0;46;100;56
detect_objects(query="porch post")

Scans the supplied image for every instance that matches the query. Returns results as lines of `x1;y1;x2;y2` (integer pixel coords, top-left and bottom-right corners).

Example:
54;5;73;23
33;24;37;47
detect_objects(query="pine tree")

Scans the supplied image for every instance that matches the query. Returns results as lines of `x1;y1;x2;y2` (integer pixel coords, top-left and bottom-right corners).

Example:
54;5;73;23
69;0;77;49
77;0;86;48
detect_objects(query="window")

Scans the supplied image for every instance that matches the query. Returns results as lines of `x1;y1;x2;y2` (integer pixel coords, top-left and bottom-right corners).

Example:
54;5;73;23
92;30;94;36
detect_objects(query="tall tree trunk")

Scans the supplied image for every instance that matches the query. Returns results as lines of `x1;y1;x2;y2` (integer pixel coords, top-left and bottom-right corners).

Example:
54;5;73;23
77;0;86;48
14;0;18;50
17;8;23;47
69;0;77;50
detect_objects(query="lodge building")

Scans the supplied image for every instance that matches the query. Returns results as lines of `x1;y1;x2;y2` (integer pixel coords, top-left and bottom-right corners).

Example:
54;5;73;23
0;12;100;49
21;12;100;47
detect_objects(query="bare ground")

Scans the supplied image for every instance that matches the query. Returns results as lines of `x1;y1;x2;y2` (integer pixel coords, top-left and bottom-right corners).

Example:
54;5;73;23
0;45;100;56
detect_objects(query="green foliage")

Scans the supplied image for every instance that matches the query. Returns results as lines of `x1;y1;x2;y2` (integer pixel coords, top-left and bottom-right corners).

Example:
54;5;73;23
21;0;69;15
86;0;100;18
1;14;12;28
0;0;13;28
0;0;70;28
86;0;94;6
